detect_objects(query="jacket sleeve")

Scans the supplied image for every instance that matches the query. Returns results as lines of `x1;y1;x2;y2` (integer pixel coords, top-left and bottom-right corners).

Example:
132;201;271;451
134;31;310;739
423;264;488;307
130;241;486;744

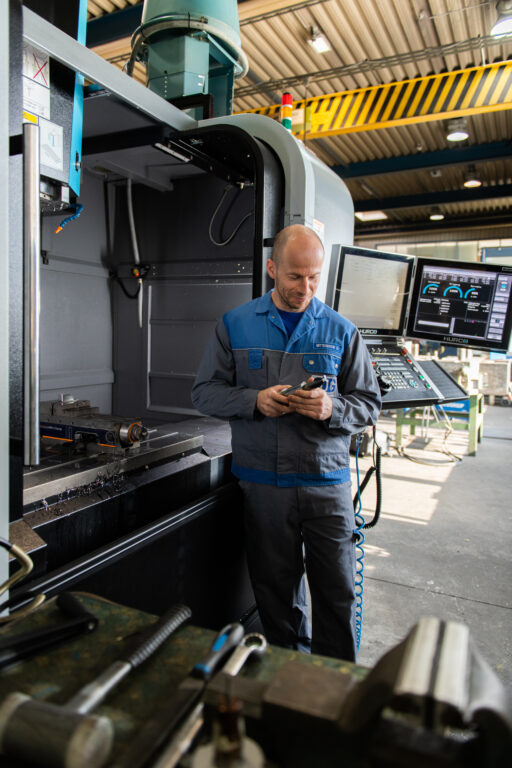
191;319;258;421
325;328;381;435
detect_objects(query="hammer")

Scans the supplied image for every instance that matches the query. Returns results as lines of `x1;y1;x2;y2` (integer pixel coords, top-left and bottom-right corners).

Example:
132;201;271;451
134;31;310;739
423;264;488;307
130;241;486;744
0;602;192;768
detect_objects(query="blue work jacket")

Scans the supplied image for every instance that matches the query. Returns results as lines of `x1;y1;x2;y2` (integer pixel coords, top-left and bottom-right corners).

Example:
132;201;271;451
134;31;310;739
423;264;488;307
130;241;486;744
191;291;381;487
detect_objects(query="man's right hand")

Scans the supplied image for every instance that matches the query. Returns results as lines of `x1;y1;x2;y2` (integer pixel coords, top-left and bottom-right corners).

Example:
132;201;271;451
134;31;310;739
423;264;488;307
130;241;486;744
256;385;295;418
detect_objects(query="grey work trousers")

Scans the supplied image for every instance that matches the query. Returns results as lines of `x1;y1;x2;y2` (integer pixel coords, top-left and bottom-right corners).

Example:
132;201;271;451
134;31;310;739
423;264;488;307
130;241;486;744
240;481;357;662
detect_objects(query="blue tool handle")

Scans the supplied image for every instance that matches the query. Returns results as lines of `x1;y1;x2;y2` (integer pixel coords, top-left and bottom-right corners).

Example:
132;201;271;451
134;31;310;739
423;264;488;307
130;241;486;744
123;603;192;669
192;622;244;680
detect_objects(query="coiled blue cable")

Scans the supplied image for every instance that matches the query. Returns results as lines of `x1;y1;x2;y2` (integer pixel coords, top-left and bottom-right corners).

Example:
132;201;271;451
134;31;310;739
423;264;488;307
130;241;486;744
353;435;365;652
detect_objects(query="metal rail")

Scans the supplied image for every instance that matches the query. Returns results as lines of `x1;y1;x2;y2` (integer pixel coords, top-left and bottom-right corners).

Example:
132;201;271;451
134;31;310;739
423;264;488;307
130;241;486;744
23;123;40;467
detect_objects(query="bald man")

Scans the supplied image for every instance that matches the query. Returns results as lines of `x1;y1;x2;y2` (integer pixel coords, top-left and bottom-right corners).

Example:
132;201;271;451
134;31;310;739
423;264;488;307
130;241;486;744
192;225;381;660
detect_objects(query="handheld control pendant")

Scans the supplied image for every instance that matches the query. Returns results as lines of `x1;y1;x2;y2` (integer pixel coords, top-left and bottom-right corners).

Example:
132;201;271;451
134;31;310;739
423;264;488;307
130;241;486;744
281;375;326;396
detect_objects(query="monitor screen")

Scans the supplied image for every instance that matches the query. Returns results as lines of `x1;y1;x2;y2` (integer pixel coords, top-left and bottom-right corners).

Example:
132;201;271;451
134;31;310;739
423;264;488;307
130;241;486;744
332;245;413;336
407;258;512;352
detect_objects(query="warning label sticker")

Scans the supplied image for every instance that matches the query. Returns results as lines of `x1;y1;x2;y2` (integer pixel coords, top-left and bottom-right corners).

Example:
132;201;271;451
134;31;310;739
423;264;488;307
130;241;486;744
22;42;50;119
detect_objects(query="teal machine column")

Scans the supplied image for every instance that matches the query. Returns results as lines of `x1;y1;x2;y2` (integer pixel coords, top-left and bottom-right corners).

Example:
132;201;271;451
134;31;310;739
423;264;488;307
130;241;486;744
128;0;248;118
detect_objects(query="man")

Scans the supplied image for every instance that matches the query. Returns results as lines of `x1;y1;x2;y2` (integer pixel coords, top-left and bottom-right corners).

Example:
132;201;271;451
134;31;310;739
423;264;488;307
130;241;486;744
191;225;381;660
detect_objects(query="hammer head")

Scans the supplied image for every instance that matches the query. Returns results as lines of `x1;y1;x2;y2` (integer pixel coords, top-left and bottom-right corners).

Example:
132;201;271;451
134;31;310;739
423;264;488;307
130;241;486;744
0;692;113;768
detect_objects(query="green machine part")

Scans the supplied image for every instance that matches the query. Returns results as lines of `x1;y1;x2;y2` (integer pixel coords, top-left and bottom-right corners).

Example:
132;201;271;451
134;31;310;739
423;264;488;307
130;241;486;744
130;0;248;117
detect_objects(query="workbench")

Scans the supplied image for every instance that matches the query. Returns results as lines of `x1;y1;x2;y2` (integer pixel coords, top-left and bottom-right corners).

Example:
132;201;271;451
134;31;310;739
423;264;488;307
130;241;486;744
0;593;367;768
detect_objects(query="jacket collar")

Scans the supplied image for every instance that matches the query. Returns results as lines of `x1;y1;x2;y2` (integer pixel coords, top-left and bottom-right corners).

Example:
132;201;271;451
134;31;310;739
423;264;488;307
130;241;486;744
255;291;328;319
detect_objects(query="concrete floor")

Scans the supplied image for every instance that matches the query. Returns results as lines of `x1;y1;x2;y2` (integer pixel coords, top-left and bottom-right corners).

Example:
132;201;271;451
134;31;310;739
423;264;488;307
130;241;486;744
352;404;512;692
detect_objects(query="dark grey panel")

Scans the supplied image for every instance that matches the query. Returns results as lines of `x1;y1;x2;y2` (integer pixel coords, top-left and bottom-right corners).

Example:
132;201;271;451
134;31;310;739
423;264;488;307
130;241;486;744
9;154;23;521
83;90;164;138
150;281;252;322
150;319;218;375
149;375;198;413
39;170;113;412
112;172;257;420
9;0;22;139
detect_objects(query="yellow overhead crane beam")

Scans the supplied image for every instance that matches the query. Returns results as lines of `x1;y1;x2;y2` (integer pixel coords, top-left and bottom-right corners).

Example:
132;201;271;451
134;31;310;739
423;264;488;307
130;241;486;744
236;61;512;139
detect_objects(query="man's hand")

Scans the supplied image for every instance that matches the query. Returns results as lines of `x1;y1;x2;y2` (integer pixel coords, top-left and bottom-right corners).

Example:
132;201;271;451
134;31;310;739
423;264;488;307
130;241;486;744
256;385;295;418
287;386;333;421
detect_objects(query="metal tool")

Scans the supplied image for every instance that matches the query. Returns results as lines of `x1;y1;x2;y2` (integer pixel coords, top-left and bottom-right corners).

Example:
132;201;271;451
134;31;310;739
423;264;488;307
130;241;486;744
0;592;98;669
152;633;268;768
0;603;192;768
112;622;245;768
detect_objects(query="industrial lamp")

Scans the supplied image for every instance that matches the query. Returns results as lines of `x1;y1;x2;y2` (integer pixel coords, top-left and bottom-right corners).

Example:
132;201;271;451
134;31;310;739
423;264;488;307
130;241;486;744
490;0;512;35
355;210;388;221
308;26;331;53
429;207;445;221
463;165;482;188
446;117;469;142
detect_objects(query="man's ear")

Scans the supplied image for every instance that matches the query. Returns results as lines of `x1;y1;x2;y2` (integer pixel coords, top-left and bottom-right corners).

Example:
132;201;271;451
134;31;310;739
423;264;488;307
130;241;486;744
266;258;276;280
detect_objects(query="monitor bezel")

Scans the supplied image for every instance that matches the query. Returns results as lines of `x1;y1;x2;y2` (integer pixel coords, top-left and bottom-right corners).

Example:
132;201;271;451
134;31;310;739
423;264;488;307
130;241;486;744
333;245;414;337
406;257;512;353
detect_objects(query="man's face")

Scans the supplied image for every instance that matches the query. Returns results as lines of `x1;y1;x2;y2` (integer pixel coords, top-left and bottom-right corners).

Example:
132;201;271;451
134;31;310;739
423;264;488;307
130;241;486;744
267;233;324;312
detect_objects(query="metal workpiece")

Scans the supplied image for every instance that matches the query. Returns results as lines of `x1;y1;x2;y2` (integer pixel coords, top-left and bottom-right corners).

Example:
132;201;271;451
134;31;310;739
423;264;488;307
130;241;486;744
23;122;40;467
23;429;203;507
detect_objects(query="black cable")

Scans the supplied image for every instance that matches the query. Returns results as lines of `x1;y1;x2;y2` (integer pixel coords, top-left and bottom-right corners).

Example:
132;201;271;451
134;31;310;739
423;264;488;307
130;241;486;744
351;426;383;528
352;465;375;508
112;273;141;300
209;185;254;246
363;444;382;529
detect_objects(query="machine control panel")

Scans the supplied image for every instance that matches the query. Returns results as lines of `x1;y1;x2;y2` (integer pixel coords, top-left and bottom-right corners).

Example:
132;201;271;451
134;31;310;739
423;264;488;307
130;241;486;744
365;341;444;409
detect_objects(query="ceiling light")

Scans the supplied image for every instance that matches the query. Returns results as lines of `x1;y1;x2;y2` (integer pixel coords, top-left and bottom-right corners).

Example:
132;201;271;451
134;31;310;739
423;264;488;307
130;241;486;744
490;0;512;35
446;117;469;142
355;211;388;221
307;27;331;54
429;207;445;221
463;165;482;188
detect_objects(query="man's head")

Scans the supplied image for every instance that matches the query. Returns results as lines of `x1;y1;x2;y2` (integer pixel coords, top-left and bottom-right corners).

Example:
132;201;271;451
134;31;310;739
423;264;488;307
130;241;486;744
267;225;324;312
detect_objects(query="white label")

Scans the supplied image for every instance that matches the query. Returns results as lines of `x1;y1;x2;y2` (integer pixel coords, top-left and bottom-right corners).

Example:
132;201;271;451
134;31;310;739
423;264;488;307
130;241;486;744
23;42;50;118
39;119;63;171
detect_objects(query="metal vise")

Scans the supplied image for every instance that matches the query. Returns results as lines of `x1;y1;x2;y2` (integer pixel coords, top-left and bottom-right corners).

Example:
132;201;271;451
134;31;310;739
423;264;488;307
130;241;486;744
40;394;148;452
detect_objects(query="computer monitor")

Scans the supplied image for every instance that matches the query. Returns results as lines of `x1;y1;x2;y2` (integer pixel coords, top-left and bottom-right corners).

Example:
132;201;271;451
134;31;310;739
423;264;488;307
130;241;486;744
332;245;413;336
407;258;512;352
